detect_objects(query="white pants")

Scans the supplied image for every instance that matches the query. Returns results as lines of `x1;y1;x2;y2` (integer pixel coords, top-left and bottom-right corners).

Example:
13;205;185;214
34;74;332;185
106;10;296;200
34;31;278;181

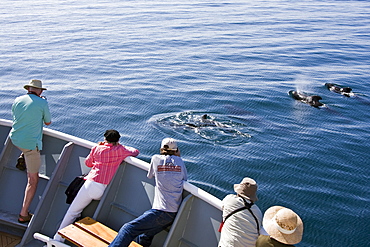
54;180;107;241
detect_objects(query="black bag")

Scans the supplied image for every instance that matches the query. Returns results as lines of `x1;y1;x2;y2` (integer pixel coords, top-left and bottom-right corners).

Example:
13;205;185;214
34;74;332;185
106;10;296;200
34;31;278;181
65;174;87;204
16;153;27;171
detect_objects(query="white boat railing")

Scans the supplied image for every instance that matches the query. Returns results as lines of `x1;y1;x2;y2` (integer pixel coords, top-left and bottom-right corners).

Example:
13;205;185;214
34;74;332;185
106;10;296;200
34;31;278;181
0;118;223;247
33;233;71;247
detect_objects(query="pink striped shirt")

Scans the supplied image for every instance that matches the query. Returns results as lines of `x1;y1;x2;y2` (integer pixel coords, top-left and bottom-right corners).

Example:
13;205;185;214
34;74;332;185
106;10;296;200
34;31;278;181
84;142;139;185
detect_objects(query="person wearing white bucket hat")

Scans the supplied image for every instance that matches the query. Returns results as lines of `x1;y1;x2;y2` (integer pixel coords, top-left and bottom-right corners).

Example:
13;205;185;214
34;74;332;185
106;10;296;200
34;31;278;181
10;79;51;223
218;177;263;247
256;206;303;247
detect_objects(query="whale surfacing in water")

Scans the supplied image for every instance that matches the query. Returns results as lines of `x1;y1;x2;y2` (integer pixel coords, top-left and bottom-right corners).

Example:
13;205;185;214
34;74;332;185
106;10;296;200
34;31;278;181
289;90;324;108
185;114;225;128
325;83;353;97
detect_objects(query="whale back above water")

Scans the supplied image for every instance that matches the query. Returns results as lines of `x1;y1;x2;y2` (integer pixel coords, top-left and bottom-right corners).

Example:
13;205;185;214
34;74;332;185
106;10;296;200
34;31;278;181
289;90;324;108
325;83;353;97
185;114;224;128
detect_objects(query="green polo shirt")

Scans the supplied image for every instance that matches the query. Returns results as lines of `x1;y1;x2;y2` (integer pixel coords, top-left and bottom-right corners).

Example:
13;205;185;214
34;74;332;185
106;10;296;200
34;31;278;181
10;94;51;150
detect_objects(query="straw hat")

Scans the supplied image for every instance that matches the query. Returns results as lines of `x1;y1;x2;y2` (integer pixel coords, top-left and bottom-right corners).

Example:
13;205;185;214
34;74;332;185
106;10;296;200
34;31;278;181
24;79;47;90
263;206;303;245
233;177;258;202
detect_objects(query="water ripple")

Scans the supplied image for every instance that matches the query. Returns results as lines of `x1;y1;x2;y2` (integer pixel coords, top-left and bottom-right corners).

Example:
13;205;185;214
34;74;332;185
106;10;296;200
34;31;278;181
149;111;251;146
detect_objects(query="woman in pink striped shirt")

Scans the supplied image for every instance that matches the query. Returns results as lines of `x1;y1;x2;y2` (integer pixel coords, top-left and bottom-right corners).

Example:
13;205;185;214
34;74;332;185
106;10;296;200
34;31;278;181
54;129;139;242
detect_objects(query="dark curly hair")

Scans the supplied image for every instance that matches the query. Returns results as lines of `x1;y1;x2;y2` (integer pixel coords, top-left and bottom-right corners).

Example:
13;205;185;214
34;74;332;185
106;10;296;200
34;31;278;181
104;129;120;143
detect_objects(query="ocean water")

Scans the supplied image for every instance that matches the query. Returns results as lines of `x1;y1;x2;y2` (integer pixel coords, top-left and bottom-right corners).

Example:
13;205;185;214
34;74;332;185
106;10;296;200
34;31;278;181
1;0;369;246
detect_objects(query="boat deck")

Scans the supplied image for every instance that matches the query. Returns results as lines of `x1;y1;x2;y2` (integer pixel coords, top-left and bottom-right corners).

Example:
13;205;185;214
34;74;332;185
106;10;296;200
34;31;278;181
0;119;223;247
0;231;22;247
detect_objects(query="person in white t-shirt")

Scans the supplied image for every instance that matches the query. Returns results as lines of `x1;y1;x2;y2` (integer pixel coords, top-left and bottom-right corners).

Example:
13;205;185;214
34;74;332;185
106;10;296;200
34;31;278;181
109;138;187;247
218;177;263;247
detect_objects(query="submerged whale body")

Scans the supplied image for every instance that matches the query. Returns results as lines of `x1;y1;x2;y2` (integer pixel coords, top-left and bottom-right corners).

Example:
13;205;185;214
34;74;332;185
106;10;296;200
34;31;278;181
185;114;223;128
289;90;324;108
325;83;352;97
152;112;252;144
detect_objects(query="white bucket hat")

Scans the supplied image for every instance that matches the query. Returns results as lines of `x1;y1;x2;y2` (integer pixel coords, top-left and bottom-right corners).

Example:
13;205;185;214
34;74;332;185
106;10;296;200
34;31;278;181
263;206;303;245
24;79;47;90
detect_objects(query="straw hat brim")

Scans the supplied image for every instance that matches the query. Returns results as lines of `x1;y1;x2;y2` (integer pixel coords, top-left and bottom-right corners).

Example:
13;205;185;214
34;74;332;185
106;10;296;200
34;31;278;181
263;206;303;245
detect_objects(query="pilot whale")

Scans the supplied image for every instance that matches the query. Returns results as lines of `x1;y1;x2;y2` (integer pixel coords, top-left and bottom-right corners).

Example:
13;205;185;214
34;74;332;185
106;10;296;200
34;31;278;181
185;114;225;128
325;83;353;97
289;90;324;108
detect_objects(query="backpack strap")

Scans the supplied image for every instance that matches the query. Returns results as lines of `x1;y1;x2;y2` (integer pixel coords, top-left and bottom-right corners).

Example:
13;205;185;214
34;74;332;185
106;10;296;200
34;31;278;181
240;196;260;234
223;203;252;222
222;195;260;234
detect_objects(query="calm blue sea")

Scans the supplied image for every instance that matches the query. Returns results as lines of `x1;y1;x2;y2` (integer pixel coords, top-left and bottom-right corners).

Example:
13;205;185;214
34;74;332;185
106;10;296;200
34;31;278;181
1;0;369;246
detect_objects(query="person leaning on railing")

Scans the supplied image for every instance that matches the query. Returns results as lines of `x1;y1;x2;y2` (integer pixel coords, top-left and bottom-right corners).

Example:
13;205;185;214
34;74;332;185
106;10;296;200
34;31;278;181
53;129;139;243
218;177;263;247
109;138;188;247
10;79;51;224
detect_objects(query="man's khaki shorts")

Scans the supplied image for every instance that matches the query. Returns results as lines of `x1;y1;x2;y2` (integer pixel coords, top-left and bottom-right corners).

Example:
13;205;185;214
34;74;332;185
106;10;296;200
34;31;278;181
18;147;41;173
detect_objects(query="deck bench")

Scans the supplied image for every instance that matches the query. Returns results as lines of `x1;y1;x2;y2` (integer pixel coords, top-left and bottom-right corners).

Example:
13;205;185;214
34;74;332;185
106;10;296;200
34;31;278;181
58;217;142;247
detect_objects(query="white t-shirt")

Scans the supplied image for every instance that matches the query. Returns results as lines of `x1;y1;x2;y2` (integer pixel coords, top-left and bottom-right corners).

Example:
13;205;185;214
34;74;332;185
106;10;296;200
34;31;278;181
218;194;263;247
147;154;188;212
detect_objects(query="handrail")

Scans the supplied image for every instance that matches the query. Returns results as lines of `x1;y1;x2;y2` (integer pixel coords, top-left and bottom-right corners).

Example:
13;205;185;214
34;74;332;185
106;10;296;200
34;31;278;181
1;118;222;211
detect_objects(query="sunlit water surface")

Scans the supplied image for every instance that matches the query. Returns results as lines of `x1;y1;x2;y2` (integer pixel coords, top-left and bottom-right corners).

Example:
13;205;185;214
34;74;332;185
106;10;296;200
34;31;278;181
1;1;369;246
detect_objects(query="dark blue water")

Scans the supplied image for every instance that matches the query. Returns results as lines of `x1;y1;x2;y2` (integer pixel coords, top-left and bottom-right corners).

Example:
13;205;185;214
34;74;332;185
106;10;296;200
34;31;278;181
1;1;369;246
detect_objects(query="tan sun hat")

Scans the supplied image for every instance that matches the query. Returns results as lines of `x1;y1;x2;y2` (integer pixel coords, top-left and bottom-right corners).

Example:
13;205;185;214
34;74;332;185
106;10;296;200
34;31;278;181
24;79;47;90
233;177;258;202
263;206;303;245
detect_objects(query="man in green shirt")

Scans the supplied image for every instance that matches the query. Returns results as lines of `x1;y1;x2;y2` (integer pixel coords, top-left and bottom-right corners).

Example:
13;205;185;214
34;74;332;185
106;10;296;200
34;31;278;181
10;79;51;223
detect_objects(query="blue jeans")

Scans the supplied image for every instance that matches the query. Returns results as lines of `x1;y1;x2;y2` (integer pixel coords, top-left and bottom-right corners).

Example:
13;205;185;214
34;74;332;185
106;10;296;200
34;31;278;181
109;209;177;247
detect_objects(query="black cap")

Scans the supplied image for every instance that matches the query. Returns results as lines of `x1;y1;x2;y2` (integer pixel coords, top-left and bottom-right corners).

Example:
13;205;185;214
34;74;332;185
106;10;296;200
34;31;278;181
104;129;121;143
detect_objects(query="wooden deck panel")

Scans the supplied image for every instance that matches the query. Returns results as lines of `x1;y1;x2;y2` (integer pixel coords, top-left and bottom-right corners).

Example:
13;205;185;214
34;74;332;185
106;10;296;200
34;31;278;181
58;224;108;247
74;217;117;244
58;217;142;247
0;231;22;247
